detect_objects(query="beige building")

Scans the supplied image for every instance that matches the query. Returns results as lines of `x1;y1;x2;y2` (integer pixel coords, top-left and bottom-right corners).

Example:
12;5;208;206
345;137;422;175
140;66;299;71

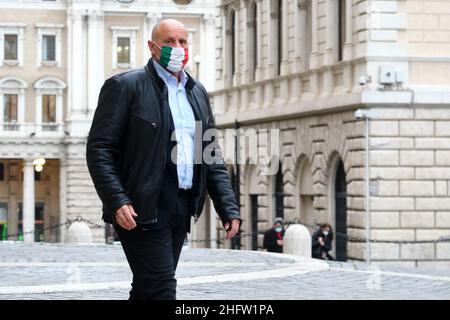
205;0;450;268
0;0;217;243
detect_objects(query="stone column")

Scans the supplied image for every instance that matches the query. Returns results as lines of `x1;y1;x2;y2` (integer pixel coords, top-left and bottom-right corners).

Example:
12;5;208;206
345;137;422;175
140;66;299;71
87;10;104;117
144;12;161;63
200;14;215;91
324;0;337;65
296;0;307;72
187;28;196;74
68;10;85;119
255;0;263;81
342;0;353;92
280;0;290;75
310;0;319;69
22;159;35;243
59;158;67;242
232;7;240;86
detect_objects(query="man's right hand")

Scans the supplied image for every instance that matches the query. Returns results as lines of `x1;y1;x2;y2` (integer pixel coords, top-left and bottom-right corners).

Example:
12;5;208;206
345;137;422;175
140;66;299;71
115;204;138;230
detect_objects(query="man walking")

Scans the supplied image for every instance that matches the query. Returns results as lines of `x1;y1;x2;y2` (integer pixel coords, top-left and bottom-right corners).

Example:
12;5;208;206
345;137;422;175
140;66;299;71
86;19;241;300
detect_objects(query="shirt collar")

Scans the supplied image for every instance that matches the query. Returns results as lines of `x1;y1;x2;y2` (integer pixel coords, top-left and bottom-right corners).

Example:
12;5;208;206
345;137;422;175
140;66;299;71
152;59;188;87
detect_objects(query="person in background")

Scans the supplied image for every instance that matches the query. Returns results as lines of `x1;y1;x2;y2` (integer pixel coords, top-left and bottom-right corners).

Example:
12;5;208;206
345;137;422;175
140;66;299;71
312;223;335;260
263;217;285;253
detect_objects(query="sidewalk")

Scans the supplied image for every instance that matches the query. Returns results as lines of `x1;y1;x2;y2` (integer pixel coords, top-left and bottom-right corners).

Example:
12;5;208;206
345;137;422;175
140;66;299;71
0;243;449;300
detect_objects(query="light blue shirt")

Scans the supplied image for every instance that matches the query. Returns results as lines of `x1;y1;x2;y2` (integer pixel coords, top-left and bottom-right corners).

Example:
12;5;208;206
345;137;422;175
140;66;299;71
153;60;195;189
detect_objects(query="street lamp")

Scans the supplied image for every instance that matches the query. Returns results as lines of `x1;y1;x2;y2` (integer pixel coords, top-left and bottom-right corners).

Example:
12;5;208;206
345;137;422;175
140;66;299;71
354;109;378;265
33;158;46;172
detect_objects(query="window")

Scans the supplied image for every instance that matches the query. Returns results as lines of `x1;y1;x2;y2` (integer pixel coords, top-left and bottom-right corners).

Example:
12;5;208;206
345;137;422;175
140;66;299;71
17;202;45;242
270;0;283;75
248;1;258;81
3;94;18;123
226;9;236;86
338;0;346;61
42;35;56;61
117;37;130;64
0;203;7;241
35;23;64;67
34;77;66;133
42;94;56;123
0;163;4;181
4;34;17;60
111;26;138;69
0;77;27;131
277;0;283;75
231;12;236;77
0;23;26;67
301;0;313;69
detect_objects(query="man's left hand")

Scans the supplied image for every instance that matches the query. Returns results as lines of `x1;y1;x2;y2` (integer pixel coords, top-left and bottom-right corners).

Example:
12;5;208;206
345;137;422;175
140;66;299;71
224;219;240;240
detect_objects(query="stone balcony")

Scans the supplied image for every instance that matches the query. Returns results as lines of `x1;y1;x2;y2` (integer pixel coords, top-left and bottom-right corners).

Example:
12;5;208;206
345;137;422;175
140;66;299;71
0;122;65;138
210;59;366;127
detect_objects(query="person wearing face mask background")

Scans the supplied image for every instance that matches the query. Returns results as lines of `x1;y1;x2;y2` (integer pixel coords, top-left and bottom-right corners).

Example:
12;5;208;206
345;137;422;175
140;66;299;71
263;218;285;253
312;223;335;260
86;19;241;300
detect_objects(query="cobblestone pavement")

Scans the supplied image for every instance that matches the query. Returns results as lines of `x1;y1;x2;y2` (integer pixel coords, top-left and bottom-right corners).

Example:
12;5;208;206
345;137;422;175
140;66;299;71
0;242;449;300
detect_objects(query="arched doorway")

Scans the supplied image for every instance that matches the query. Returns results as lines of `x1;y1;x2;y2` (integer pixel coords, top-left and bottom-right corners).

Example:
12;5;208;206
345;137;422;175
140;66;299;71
274;161;284;220
334;160;347;261
246;165;260;251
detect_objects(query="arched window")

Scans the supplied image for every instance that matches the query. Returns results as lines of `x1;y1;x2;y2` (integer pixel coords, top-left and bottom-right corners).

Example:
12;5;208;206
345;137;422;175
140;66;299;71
248;1;258;81
0;77;27;130
34;77;66;133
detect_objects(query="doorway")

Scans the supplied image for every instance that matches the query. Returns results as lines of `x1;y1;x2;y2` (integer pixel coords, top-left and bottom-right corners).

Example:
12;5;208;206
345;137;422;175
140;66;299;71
334;160;347;261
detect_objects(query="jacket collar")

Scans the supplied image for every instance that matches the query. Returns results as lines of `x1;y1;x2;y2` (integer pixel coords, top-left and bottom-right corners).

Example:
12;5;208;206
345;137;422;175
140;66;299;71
145;58;197;91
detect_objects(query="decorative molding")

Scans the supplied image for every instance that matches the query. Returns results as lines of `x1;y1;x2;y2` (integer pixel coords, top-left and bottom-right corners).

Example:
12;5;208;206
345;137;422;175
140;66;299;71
202;13;215;26
146;11;162;23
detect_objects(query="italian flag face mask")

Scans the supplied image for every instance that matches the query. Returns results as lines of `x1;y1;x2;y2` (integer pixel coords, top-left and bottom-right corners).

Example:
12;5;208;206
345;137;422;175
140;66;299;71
155;43;189;73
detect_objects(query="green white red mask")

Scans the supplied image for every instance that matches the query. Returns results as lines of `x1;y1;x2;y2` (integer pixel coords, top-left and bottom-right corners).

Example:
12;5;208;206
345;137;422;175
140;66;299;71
155;43;189;73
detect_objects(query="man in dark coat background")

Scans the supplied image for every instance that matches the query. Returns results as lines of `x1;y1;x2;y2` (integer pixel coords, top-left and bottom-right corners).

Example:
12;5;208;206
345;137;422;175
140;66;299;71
86;19;241;300
263;217;285;253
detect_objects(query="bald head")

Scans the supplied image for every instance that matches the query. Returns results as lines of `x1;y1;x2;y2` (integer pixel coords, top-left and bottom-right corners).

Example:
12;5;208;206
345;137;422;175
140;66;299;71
147;19;189;75
151;19;188;43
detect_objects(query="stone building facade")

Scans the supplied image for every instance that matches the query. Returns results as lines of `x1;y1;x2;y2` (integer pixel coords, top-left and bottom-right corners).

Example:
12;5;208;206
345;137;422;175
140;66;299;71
205;0;450;268
0;0;217;243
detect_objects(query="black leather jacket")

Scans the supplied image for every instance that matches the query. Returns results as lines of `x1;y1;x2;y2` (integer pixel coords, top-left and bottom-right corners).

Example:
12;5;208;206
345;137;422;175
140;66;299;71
86;59;240;226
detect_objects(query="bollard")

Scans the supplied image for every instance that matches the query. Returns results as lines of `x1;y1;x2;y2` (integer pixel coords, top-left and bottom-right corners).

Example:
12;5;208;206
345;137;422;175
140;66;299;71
65;221;93;244
283;224;311;258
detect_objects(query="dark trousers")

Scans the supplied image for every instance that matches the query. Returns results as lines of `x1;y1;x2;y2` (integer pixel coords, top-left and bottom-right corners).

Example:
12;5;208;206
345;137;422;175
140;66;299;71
114;190;191;300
